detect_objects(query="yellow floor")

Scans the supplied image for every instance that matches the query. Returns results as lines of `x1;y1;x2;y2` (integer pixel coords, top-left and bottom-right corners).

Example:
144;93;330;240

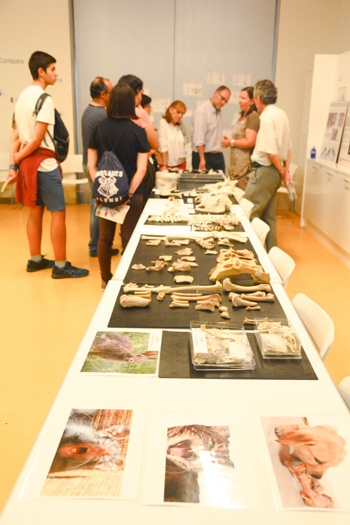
0;204;349;513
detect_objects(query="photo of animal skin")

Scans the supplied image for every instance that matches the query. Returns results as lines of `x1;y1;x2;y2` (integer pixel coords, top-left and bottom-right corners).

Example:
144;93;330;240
81;331;159;375
164;424;235;503
41;409;132;497
261;416;348;510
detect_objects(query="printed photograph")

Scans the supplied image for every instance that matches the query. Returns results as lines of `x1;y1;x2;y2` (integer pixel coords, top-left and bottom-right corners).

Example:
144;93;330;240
41;409;133;498
261;416;349;510
81;330;160;375
164;424;235;504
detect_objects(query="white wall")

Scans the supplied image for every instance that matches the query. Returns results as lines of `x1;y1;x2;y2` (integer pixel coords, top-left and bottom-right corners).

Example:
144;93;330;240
0;0;75;153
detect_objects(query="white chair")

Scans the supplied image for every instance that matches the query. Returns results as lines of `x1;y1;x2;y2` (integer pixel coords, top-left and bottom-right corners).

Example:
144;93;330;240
233;186;245;203
251;217;270;247
239;197;254;220
0;152;14;204
276;162;298;213
268;246;295;290
61;154;89;186
292;293;334;360
338;376;350;409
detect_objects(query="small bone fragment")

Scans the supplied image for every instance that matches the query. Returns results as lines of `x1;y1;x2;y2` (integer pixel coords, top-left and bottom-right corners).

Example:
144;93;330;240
132;264;146;270
157;292;166;301
146;239;161;246
181;256;196;261
195;302;216;312
228;292;258;308
169;300;189;308
205;250;218;255
246;305;261;311
220;311;231;319
240;293;275;302
170;260;192;271
219;306;228;312
120;295;151;308
146;260;167;271
165;281;223;294
159;255;172;261
243;317;274;325
222;279;272;293
165;238;189;246
175;247;193;256
174;275;194;284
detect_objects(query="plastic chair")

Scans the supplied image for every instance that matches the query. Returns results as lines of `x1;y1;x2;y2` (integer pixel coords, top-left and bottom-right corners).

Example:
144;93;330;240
268;246;295;290
233;186;245;203
338;376;350;409
61;154;88;186
292;293;334;360
240;198;254;220
251;217;270;247
277;162;297;198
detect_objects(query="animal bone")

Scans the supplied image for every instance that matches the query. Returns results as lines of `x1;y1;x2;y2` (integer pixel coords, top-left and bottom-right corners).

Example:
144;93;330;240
123;283;170;294
146;239;161;246
195;195;233;214
175;248;193;256
169;300;189;308
120;295;151;308
240;293;275;302
243;317;275;325
159;255;172;261
217;249;255;262
218;239;233;247
133;291;152;299
209;258;270;283
181;256;196;261
174;275;194;284
246;305;261;311
228;292;258;308
157;292;166;301
164;238;189;246
222;279;272;293
195;301;216;312
132;264;146;270
219;306;228;312
205;250;218;255
146;260;167;271
165;281;223;294
169;260;192;272
220;311;231;319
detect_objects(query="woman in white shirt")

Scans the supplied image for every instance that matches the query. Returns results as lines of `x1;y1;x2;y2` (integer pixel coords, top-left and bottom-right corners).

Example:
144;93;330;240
158;101;188;170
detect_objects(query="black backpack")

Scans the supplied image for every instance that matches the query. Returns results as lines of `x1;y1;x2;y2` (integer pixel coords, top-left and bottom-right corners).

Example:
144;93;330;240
92;124;130;208
33;93;69;162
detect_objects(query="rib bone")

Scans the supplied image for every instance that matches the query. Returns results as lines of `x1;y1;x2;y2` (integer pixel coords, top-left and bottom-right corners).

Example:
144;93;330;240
222;279;271;292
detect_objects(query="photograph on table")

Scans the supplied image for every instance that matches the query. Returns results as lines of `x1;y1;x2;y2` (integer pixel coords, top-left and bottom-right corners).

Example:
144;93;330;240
260;415;350;511
40;409;144;498
142;412;259;508
81;330;162;375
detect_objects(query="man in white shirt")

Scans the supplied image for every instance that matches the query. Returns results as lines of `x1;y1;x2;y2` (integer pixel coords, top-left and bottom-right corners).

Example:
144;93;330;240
191;86;231;172
7;51;88;278
245;79;292;250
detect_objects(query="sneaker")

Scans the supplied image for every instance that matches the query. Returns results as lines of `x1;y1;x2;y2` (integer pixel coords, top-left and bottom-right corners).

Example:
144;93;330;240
89;248;119;257
27;257;55;273
51;262;89;279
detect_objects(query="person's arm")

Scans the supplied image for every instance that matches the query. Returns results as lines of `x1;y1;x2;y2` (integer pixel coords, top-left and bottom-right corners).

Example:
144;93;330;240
128;152;148;195
157;119;168;169
14;121;49;164
87;148;98;182
192;108;207;170
283;149;292;186
144;125;159;150
269;149;292;186
160;151;168;169
197;145;206;170
7;123;21;183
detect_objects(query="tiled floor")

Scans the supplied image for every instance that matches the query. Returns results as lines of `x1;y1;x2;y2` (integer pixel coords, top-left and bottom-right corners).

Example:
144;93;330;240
0;203;349;512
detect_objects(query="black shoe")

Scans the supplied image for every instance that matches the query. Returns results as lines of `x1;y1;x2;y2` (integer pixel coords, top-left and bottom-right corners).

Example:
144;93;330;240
52;262;89;279
89;248;119;257
27;257;55;273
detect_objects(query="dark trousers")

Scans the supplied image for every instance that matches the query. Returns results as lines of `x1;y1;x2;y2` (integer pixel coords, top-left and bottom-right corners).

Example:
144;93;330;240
192;151;225;172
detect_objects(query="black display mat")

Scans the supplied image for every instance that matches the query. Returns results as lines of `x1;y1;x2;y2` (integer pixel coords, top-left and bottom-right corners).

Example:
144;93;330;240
108;283;286;329
158;330;318;380
145;216;244;229
122;235;266;287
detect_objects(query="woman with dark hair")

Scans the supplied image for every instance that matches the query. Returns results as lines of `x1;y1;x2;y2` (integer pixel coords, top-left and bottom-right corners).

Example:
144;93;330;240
222;86;259;189
87;83;149;287
158;100;188;170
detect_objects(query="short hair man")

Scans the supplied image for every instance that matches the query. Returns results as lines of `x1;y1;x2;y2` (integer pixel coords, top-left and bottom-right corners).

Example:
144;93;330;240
7;51;88;278
191;86;231;172
81;76;118;257
141;94;152;115
245;79;292;250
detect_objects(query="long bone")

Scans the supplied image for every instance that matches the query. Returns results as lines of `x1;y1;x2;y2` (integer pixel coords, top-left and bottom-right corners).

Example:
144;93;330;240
165;281;223;294
228;292;258;308
222;279;272;292
240;292;275;302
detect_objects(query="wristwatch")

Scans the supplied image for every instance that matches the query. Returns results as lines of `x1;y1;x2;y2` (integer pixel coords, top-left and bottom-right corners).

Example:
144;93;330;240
230;139;235;148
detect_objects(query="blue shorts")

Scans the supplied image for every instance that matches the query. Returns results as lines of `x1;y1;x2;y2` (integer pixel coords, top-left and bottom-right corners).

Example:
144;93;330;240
36;167;66;211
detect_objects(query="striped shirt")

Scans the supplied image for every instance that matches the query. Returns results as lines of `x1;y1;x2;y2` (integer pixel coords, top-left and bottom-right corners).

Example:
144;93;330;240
81;104;107;164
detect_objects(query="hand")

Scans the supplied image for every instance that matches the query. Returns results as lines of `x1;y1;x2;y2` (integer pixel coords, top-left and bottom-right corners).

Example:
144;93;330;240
221;135;231;148
7;169;18;184
159;165;168;171
283;169;291;187
199;159;206;171
14;152;20;164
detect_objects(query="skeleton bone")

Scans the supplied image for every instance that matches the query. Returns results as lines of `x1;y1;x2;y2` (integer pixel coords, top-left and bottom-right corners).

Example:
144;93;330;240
132;264;146;270
156;292;166;301
195;302;216;312
146;239;161;246
174;275;194;284
228;292;258;308
217;249;255;262
175;247;193;256
159;255;172;262
133;291;152;299
220;311;231;319
120;295;151;308
209;258;270;283
240;293;275;302
169;260;192;272
169;300;189;308
195;195;233;214
123;283;170;294
165;281;223;294
180;256;196;261
146;260;167;271
246;305;261;311
222;279;272;293
205;250;218;255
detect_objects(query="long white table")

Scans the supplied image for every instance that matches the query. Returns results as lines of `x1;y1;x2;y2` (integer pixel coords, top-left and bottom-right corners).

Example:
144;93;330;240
1;198;349;525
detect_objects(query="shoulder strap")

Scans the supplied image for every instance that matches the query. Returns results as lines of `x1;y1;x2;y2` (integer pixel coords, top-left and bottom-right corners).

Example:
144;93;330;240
33;92;51;117
98;121;130;154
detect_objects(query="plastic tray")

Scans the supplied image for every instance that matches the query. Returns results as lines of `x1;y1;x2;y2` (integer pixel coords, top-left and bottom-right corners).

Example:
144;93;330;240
255;318;302;359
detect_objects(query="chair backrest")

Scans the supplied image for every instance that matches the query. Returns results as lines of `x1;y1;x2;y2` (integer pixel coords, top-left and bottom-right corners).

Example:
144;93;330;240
234;186;245;203
338;376;350;409
0;153;10;182
240;198;254;220
289;162;298;181
61;154;83;174
292;293;334;360
251;217;270;247
268;246;295;290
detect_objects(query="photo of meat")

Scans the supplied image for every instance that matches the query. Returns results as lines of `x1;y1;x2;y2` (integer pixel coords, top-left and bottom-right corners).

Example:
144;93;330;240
164;424;234;504
81;330;159;375
261;416;348;510
41;409;132;497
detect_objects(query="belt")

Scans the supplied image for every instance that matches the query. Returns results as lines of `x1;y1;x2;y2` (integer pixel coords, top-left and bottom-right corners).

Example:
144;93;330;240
252;162;263;168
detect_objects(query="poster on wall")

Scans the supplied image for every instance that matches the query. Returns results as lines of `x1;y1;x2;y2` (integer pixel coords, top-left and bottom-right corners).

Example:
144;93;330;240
320;102;348;163
259;415;350;511
337;111;350;168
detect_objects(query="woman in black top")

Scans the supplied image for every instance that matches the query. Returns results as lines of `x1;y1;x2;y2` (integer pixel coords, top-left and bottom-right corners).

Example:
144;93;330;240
88;83;149;286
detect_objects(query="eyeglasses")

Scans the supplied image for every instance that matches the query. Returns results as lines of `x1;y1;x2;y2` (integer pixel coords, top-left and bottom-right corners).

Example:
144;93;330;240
174;109;185;115
218;92;229;104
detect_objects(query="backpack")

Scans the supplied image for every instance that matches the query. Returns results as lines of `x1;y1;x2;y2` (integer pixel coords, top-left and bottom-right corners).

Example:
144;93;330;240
33;93;69;162
92;123;130;208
